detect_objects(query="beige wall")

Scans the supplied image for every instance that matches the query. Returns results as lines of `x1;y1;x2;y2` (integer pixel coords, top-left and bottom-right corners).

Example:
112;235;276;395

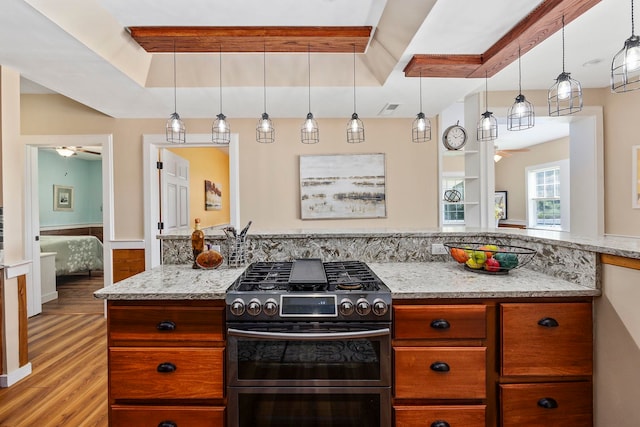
494;136;569;222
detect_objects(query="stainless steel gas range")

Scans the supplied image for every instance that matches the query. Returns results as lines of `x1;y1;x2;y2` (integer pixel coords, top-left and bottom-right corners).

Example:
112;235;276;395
225;258;392;427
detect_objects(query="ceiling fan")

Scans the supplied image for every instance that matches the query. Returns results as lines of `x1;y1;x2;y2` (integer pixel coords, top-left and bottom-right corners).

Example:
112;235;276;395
55;146;101;157
494;146;529;162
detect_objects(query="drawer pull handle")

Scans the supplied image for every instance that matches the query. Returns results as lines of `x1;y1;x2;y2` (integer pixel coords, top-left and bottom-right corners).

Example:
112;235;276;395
430;361;450;372
537;317;559;328
156;362;177;373
431;421;450;427
537;397;559;409
158;422;177;427
156;320;176;331
430;319;450;330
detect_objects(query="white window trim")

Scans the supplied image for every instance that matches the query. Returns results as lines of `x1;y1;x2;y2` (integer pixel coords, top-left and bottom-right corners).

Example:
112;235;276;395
442;172;466;225
525;159;570;231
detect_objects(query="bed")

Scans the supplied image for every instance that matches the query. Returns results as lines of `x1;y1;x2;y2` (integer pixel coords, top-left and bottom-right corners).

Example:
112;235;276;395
40;235;104;276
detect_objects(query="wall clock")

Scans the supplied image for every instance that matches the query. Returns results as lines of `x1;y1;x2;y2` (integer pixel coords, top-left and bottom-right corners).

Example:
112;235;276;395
442;121;468;150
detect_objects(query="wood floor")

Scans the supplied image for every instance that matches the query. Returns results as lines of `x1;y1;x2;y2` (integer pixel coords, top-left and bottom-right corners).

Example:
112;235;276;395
0;273;109;427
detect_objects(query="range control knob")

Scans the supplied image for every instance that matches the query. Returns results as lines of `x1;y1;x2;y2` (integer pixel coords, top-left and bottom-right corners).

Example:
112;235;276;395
230;299;245;316
339;298;355;316
263;298;278;316
355;298;371;316
372;299;388;316
247;298;262;316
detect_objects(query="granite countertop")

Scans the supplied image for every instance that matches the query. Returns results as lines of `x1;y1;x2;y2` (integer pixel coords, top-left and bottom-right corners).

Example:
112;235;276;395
94;261;600;301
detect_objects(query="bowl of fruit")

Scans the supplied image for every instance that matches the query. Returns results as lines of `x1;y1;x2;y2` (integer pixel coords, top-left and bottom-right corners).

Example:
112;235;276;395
443;242;536;275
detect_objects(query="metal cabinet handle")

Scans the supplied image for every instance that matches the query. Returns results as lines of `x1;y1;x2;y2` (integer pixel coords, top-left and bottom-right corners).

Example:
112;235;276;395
156;320;176;331
430;361;450;372
158;422;177;427
537;397;559;409
537;317;559;328
430;319;450;330
156;362;177;373
431;421;450;427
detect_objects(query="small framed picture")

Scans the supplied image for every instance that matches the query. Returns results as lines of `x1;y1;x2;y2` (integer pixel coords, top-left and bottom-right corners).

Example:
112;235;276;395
53;185;74;211
495;191;507;220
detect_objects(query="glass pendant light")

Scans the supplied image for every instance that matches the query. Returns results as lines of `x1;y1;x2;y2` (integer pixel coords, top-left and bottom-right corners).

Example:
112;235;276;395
212;45;230;144
412;72;431;143
256;45;275;143
301;45;319;144
166;40;185;143
548;16;583;116
347;44;364;143
507;46;535;131
612;0;640;92
476;71;498;142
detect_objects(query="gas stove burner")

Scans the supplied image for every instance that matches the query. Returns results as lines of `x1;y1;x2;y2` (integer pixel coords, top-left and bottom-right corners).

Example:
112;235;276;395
337;282;363;290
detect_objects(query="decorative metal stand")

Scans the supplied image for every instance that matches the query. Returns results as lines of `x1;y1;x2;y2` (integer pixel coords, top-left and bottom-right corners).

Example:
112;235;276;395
227;235;247;267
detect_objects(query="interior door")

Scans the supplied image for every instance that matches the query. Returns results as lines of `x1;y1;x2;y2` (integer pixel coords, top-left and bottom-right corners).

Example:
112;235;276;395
160;149;190;232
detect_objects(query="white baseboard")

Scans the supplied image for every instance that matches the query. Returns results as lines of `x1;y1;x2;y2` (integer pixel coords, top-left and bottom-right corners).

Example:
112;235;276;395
41;291;58;303
0;363;32;388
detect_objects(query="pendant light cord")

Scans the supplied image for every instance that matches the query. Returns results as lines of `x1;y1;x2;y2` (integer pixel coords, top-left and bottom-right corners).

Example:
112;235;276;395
352;44;357;113
263;44;267;113
518;45;523;94
419;72;423;112
633;0;636;36
219;45;223;113
484;71;488;108
173;40;177;113
561;15;566;73
307;45;311;113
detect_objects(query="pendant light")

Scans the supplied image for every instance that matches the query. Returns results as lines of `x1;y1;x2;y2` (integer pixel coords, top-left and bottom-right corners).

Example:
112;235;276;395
612;0;640;92
548;16;583;116
507;46;535;131
212;45;230;144
256;44;275;143
346;44;364;143
166;40;186;143
412;72;432;143
301;45;319;144
476;71;498;142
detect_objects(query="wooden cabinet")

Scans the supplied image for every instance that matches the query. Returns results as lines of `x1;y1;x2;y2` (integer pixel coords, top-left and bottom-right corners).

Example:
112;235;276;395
107;301;226;426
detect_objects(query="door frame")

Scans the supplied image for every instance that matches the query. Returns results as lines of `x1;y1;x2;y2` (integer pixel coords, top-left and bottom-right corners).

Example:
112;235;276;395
143;133;240;269
24;134;114;316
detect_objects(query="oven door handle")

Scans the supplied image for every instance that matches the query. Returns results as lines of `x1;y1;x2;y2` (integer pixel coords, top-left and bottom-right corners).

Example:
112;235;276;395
227;327;390;341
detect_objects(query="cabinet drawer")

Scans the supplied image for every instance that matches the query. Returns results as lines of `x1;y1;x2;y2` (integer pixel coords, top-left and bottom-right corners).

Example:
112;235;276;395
394;347;486;399
501;302;592;376
395;405;486;427
111;405;225;426
394;305;486;339
108;304;224;345
109;347;224;400
500;382;593;426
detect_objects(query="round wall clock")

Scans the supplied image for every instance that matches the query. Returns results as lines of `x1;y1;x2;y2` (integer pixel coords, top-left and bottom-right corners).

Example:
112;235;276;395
442;122;468;150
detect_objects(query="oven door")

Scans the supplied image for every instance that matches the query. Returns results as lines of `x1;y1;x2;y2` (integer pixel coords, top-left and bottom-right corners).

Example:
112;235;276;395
226;323;391;387
227;385;391;427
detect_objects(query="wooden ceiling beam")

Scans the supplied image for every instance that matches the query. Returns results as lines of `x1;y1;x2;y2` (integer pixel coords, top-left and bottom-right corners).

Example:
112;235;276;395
403;0;601;78
127;26;372;53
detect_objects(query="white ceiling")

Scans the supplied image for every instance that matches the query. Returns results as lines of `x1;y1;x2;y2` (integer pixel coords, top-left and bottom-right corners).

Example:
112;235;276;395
1;0;632;149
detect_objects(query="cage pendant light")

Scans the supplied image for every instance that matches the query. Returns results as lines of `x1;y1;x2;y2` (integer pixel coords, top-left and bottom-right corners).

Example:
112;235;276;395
612;0;640;92
212;45;231;144
347;44;364;143
412;72;432;143
476;71;498;142
301;45;319;144
548;16;583;116
256;45;275;143
166;40;186;143
507;46;535;131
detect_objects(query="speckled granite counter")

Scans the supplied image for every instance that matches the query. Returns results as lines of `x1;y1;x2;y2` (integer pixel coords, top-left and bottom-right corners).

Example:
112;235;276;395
94;261;599;301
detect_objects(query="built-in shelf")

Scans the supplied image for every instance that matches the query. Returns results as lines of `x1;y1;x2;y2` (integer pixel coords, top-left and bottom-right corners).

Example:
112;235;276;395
443;149;479;157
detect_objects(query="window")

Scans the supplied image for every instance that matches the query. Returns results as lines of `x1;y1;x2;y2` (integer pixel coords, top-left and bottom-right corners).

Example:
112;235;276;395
526;160;569;230
442;176;465;224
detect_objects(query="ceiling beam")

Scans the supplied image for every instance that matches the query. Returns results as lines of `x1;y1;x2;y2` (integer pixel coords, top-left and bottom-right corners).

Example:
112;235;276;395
127;26;372;53
403;0;601;78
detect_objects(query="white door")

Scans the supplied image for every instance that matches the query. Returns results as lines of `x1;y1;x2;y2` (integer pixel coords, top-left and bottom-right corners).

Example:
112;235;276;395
160;149;190;232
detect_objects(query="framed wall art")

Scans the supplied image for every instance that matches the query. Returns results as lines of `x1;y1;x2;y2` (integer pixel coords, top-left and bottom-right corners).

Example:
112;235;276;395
495;191;508;220
633;145;640;208
205;180;222;211
300;153;387;220
53;185;74;212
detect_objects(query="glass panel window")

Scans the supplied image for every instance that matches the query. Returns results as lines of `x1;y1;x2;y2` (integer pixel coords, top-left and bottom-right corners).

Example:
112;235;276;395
442;177;465;224
527;162;568;231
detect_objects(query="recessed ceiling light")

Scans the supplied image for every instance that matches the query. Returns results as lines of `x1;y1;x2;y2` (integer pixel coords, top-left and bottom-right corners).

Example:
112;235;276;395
582;58;603;67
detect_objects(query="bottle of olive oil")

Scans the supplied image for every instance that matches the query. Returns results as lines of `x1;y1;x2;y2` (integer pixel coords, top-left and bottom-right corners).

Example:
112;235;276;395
191;218;205;269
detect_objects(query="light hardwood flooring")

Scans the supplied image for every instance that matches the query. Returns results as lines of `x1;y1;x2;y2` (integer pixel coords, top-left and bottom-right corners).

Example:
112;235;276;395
0;273;108;427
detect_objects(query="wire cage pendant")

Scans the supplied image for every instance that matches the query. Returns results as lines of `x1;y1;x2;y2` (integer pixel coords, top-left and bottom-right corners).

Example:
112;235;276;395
507;46;535;131
166;40;185;143
257;45;275;143
612;0;640;93
412;73;432;143
346;44;364;143
476;72;498;142
548;16;583;116
301;45;319;144
212;46;231;144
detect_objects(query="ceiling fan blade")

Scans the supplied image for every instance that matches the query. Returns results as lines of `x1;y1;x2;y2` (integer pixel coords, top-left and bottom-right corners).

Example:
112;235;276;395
76;147;101;156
